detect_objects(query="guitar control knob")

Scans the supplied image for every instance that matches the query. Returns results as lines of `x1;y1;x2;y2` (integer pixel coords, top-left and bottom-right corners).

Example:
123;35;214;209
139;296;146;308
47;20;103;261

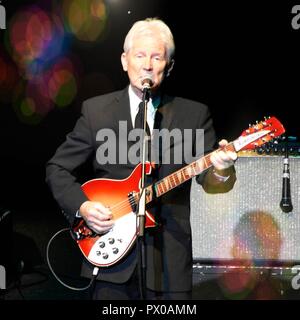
99;242;105;248
112;248;119;254
108;238;115;244
102;253;109;259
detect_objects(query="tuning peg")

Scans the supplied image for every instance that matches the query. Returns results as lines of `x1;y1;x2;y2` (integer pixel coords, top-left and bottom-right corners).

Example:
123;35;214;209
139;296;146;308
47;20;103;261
246;124;252;133
257;147;264;154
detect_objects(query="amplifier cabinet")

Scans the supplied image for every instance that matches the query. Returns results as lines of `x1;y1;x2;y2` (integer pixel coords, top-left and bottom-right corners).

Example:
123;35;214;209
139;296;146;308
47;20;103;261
190;156;300;263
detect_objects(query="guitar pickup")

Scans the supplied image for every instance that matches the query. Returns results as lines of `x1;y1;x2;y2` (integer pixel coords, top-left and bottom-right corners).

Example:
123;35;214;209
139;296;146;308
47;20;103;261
128;192;137;213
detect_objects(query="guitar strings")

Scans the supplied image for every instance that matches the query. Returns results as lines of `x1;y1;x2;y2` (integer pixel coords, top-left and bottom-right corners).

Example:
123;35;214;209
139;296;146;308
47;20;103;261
106;161;207;215
107;142;238;215
86;124;278;217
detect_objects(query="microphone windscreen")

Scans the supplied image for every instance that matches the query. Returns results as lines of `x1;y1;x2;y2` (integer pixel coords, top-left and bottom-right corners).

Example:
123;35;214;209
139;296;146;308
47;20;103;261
141;74;154;89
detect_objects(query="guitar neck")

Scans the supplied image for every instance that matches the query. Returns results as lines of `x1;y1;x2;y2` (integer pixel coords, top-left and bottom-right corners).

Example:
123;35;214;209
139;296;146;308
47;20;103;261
145;142;236;201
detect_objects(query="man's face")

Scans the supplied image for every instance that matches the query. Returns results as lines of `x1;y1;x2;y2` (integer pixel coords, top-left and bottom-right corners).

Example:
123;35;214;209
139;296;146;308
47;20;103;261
121;35;169;93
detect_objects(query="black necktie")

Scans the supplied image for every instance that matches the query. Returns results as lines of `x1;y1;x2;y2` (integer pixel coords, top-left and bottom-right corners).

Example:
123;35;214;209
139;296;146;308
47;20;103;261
134;102;151;135
134;102;151;160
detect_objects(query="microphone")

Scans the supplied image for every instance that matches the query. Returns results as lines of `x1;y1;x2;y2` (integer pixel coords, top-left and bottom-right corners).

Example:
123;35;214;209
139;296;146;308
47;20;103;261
280;148;293;213
141;75;153;91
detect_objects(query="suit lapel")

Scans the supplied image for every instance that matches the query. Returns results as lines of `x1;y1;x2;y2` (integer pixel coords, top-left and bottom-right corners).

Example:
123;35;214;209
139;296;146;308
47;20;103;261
152;95;178;170
112;87;133;131
155;95;176;131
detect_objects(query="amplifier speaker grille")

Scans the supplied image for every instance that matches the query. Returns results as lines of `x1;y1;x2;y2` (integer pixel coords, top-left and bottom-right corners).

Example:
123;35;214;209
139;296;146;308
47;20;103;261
190;156;300;263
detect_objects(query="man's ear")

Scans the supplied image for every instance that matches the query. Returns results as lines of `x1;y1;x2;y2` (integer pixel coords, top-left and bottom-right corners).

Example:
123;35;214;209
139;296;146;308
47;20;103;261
165;59;175;77
121;52;128;71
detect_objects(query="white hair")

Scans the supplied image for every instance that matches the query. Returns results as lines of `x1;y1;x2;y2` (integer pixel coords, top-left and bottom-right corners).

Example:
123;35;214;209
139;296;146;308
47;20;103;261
123;18;175;62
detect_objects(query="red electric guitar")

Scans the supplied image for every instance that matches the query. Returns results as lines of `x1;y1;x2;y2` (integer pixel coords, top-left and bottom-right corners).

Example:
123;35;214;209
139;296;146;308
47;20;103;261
71;117;285;267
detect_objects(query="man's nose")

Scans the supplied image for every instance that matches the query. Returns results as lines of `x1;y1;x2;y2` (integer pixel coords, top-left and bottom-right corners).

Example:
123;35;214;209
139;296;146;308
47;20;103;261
143;57;153;70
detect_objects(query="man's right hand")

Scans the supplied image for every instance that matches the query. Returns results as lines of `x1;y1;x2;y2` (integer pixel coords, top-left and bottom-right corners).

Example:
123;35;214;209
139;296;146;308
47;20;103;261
79;201;114;234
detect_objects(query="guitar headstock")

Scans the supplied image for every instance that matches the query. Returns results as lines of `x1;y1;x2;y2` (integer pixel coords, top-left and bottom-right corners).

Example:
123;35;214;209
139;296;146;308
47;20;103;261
234;116;285;152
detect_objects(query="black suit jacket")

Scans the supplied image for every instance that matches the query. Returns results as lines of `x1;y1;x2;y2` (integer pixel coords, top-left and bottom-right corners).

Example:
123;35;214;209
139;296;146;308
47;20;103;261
46;87;236;292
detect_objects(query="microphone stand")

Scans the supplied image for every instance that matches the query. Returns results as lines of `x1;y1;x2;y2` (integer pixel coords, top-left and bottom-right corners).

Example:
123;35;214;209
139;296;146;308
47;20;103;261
136;86;150;300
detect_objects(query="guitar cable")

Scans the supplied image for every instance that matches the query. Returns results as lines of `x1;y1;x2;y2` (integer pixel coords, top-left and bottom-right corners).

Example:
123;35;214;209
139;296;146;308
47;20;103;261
46;228;99;291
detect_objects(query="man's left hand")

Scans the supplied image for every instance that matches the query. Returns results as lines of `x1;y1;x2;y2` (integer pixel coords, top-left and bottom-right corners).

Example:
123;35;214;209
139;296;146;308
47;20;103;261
210;139;237;171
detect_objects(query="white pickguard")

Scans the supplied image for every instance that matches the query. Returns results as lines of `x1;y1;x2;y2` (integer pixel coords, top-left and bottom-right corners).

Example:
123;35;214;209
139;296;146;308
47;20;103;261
87;211;138;266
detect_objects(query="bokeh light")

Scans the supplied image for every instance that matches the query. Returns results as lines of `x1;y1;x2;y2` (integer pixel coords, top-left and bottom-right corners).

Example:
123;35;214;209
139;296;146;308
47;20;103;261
4;3;83;125
8;6;66;78
3;0;110;125
20;97;36;117
13;80;43;125
231;211;282;261
217;211;282;299
48;57;78;107
62;0;108;42
11;55;80;125
0;50;19;104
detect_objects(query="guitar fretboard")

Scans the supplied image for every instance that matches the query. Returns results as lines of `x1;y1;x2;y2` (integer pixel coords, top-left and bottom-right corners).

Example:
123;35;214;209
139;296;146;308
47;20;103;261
145;142;236;201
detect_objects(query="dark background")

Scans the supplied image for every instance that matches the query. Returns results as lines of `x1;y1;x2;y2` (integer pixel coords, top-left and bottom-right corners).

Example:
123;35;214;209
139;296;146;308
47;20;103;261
0;1;298;215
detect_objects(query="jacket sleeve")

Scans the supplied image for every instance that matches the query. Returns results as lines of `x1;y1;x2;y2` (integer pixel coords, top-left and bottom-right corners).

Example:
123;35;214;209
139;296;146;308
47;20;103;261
45;101;94;225
198;166;237;193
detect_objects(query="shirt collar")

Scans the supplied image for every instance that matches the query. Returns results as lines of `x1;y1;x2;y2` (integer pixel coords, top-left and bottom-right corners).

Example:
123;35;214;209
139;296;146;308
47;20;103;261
128;85;160;111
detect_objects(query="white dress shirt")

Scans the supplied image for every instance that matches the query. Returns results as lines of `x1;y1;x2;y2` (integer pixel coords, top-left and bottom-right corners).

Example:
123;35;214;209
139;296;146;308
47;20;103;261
128;85;160;134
